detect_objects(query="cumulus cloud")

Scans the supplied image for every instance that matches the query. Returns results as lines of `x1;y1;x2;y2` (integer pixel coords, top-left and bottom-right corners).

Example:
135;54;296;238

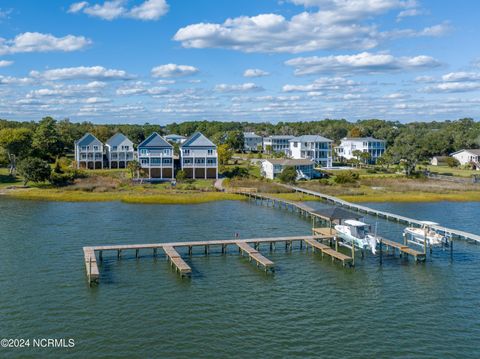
0;60;13;67
29;66;132;81
151;64;199;78
0;32;91;55
214;83;264;92
173;0;444;53
243;69;270;77
68;0;168;21
116;82;170;95
283;77;358;92
423;71;480;93
285;52;441;75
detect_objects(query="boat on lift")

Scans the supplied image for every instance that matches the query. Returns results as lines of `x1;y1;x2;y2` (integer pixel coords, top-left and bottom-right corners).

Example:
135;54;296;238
334;220;378;254
404;221;445;247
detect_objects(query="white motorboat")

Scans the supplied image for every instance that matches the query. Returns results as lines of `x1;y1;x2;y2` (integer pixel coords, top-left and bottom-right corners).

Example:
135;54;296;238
404;221;445;247
334;220;378;254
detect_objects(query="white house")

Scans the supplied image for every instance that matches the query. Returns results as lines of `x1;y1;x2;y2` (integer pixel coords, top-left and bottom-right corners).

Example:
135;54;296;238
263;135;294;154
105;133;135;169
335;137;386;164
261;159;316;180
451;149;480;169
288;135;333;167
165;134;186;144
137;132;174;179
180;132;218;179
74;133;104;169
243;132;263;152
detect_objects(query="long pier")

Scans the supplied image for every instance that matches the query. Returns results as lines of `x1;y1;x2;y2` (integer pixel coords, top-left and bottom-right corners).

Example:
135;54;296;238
280;185;480;244
82;234;362;284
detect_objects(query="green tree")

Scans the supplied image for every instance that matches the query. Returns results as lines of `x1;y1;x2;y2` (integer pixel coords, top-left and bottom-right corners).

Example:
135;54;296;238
278;166;297;183
127;160;141;179
446;157;460;168
388;130;423;176
176;169;187;182
217;144;233;165
0;127;33;174
32;116;62;160
360;151;371;165
17;157;51;186
352;150;363;167
225;131;245;152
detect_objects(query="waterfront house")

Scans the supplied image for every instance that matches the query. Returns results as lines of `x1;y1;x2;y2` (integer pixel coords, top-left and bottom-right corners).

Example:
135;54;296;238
180;132;218;179
137;132;174;179
105;133;135;169
288;135;333;167
335;137;386;164
263;135;294;154
451;149;480;169
430;156;449;166
74;133;104;169
261;159;316;180
243;132;263;152
165;134;187;144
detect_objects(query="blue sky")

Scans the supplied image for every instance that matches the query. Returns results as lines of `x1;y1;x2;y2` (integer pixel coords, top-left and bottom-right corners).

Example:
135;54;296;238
0;0;479;124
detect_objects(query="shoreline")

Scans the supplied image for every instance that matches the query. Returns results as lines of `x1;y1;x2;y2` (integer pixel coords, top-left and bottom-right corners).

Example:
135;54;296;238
1;187;480;204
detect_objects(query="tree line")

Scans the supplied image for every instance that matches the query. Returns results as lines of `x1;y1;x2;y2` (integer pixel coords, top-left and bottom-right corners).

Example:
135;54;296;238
1;116;479;177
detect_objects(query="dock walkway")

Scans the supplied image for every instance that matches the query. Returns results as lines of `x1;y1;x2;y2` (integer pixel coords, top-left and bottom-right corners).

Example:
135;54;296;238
83;235;333;284
380;237;426;262
304;238;353;267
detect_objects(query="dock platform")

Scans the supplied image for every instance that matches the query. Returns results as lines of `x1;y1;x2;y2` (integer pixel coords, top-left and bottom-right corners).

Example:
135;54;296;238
83;247;99;283
236;242;275;272
380;238;426;262
304;238;353;267
163;245;192;276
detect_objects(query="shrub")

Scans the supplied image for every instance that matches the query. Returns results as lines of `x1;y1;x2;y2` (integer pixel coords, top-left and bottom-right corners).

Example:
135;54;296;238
333;171;360;184
176;170;187;182
278;166;297;184
445;157;460;168
223;166;249;179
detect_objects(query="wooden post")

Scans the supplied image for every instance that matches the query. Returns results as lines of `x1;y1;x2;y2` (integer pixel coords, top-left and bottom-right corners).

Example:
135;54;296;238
99;251;103;262
135;249;139;258
117;250;121;259
379;238;383;265
335;236;338;252
351;242;355;266
153;248;157;256
450;239;453;261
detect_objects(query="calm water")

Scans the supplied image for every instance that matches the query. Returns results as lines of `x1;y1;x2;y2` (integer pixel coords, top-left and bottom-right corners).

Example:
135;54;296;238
0;198;479;358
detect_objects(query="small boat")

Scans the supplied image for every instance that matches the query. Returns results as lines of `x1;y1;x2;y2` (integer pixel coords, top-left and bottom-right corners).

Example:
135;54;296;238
335;220;378;254
404;221;445;247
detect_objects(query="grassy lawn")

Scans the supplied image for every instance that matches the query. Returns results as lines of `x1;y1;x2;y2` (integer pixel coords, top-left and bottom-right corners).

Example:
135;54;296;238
424;165;477;178
0;168;24;188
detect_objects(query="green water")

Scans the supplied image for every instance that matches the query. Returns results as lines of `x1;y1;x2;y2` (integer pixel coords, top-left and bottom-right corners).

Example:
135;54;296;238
0;198;479;358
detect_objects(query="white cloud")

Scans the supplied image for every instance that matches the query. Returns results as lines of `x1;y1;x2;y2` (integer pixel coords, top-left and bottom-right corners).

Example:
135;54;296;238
283;77;358;92
151;64;199;78
84;97;111;103
422;71;480;93
68;0;168;21
0;75;33;85
214;83;264;92
116;81;170;95
285;52;441;75
397;8;424;21
0;60;13;67
173;0;441;53
0;32;91;55
29;66;132;81
129;0;169;20
243;69;270;77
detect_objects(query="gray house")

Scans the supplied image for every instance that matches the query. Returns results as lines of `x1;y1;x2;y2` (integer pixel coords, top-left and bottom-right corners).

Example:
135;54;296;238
243;132;263;152
137;132;174;179
105;133;135;169
74;133;104;169
180;132;218;179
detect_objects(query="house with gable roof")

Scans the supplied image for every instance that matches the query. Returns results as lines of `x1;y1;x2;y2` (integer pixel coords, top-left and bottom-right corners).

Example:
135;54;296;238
74;133;104;169
137;132;174;179
180;132;218;179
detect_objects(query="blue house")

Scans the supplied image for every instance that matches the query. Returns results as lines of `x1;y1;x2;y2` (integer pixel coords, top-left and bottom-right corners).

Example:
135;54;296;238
180;132;218;179
74;133;104;169
137;132;174;179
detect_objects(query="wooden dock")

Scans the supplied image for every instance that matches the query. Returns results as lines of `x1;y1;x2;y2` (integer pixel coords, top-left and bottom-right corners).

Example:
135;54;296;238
283;184;480;244
379;237;426;262
304;238;353;267
163;245;192;276
83;234;337;284
236;242;275;272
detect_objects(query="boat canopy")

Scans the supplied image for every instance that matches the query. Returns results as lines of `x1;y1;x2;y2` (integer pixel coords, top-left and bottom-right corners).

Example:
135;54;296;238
420;221;439;226
344;219;368;227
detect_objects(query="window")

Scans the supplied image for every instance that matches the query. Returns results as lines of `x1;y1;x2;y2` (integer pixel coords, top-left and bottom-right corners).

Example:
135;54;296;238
195;158;205;164
183;158;192;164
112;146;117;151
207;149;214;155
163;158;172;164
140;149;148;155
93;145;99;151
207;158;216;165
293;142;298;148
122;145;129;151
140;159;148;165
81;146;87;151
184;149;190;155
